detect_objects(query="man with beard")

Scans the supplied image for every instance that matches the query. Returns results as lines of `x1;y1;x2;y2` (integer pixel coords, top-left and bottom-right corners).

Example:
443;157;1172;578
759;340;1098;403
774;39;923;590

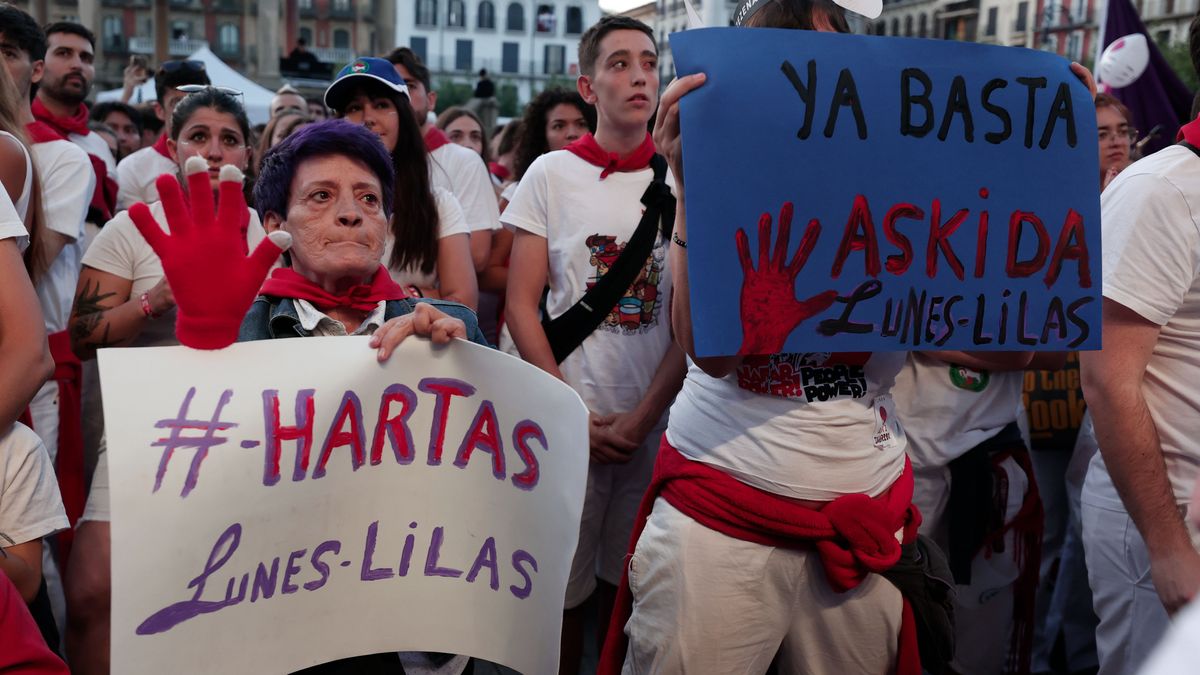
32;22;117;233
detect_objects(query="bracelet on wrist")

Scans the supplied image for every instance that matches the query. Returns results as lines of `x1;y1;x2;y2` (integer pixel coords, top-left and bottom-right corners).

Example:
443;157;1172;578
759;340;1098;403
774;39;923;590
139;291;160;318
672;232;688;248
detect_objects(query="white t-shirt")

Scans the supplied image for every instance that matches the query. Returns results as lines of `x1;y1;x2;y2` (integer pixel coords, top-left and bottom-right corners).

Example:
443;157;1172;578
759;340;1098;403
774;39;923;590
428;141;500;233
31;138;94;333
116;144;177;211
502;150;675;417
667;352;909;501
1085;145;1200;507
81;200;266;349
69;130;116;174
890;353;1023;469
0;187;26;251
0;423;69;547
383;187;470;290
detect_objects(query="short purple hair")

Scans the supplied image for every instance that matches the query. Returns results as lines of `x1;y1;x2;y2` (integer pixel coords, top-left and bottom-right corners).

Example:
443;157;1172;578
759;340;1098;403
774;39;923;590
253;119;395;220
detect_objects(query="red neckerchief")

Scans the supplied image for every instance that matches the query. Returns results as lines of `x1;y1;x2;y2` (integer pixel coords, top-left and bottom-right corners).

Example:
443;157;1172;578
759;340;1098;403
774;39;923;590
25;121;65;144
598;439;922;675
488;161;510;182
32;98;119;221
1177;116;1200;145
32;97;90;137
259;266;408;312
564;132;656;180
152;133;171;159
424;126;450;152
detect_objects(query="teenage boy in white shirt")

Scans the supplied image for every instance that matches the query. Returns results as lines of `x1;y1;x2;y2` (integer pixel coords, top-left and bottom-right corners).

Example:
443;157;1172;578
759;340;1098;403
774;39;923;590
386;47;500;274
504;16;686;674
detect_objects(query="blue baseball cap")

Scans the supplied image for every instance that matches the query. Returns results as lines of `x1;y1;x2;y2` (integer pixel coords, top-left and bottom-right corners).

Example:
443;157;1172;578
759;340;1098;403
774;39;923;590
324;57;410;111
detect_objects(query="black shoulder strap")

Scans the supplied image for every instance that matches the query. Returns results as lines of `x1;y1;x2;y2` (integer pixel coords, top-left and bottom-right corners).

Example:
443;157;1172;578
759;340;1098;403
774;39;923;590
542;154;674;364
1180;140;1200;159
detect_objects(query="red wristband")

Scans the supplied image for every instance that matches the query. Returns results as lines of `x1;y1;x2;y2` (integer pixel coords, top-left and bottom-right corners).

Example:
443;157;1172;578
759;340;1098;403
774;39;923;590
139;291;157;318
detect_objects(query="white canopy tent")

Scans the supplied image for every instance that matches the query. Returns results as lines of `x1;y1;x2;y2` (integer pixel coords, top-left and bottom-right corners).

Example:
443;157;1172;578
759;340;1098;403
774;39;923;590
96;46;275;125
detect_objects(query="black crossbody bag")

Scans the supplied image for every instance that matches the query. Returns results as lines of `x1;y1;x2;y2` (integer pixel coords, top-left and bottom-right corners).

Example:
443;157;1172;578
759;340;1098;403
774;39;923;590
542;154;676;363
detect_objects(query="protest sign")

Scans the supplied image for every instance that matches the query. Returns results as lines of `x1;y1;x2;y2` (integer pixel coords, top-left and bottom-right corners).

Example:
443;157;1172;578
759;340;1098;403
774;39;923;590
670;28;1101;357
98;338;589;674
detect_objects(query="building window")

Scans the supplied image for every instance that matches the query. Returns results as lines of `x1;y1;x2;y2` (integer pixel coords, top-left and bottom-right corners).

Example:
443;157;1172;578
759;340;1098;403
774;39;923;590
1067;30;1082;59
904;15;912;36
300;26;313;44
1015;1;1028;31
411;36;428;64
298;0;312;9
891;18;899;35
102;15;122;51
416;0;437;26
565;6;583;34
506;2;524;31
544;44;565;74
448;0;465;27
919;13;927;37
218;23;239;54
333;29;349;49
170;20;192;41
456;39;473;71
478;1;495;28
333;0;350;11
502;41;519;72
536;4;555;33
1156;28;1171;44
985;6;997;35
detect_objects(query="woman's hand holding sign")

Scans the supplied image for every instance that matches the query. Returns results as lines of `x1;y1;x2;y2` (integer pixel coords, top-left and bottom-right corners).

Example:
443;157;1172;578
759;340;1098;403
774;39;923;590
129;157;292;350
736;202;837;356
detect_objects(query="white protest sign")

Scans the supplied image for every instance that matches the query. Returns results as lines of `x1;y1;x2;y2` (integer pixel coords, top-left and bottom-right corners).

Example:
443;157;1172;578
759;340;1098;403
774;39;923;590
98;337;589;674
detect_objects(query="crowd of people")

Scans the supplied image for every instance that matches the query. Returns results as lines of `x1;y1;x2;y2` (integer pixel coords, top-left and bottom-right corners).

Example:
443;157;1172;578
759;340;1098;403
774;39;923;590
0;0;1198;673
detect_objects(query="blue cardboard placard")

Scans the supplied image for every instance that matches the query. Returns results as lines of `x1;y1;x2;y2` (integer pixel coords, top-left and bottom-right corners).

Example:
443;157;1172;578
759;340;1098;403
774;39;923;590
671;28;1101;357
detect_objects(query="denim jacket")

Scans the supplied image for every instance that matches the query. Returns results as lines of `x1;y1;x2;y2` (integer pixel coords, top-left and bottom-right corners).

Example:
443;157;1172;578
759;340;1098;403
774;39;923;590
238;296;491;347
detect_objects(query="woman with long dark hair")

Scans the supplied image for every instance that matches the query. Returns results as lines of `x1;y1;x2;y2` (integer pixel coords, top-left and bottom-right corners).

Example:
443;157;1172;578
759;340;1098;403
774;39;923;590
324;58;477;310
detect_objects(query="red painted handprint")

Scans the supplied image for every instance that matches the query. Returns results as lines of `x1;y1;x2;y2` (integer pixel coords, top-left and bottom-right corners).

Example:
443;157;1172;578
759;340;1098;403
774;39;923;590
736;202;837;356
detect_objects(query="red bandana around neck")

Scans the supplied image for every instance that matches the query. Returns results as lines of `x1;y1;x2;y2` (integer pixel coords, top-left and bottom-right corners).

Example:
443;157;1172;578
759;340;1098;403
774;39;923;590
33;98;118;222
259;266;408;312
424;126;450;153
32;97;90;137
1177;116;1200;146
152;132;172;159
25;121;65;145
488;161;510;182
564;132;656;179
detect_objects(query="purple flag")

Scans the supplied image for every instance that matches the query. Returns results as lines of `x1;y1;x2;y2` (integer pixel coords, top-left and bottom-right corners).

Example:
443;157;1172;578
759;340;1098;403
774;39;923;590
1101;0;1194;154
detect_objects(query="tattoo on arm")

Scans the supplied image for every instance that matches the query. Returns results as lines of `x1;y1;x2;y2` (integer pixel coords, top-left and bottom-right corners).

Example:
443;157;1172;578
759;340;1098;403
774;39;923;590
70;278;119;343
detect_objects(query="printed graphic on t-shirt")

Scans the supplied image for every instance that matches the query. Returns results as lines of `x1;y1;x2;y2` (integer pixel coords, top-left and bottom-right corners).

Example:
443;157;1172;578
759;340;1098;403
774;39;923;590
949;365;990;392
736;352;870;402
585;234;665;334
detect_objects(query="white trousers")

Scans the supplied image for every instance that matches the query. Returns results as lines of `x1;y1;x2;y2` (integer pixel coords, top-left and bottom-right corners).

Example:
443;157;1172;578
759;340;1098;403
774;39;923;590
620;498;902;675
1081;496;1171;675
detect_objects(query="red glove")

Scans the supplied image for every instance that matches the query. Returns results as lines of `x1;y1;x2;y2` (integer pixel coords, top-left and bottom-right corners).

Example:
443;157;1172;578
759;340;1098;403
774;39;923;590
735;201;837;355
129;157;290;349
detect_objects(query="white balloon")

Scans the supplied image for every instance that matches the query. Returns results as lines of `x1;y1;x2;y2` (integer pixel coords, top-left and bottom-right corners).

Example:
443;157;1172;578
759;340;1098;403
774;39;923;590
1098;34;1151;89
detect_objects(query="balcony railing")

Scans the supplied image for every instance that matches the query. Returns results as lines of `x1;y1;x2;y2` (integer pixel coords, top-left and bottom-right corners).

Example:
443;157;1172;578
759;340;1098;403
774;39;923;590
128;37;210;56
428;56;576;78
310;47;357;64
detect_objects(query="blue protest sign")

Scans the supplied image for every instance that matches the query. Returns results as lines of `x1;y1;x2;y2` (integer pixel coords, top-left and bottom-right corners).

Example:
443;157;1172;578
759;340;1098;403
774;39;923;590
671;28;1101;357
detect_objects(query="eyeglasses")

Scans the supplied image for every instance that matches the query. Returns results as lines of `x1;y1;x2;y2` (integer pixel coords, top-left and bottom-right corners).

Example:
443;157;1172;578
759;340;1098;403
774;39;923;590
1098;127;1138;143
176;84;245;100
158;59;206;75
